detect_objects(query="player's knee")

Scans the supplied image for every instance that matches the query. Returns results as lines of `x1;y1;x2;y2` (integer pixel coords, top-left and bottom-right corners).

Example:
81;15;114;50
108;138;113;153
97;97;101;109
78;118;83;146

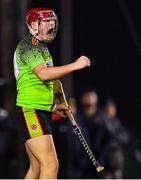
50;157;59;174
40;156;59;173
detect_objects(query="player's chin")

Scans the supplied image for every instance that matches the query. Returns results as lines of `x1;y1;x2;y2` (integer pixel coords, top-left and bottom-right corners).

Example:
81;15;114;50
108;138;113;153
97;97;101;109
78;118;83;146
44;34;54;40
47;34;54;39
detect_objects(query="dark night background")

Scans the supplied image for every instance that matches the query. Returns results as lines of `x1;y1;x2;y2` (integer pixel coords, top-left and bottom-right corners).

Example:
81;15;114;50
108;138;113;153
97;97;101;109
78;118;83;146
0;0;141;178
73;0;141;135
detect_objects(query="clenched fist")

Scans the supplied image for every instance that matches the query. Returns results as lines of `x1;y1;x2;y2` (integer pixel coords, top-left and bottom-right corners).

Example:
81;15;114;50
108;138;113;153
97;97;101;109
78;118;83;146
73;56;91;70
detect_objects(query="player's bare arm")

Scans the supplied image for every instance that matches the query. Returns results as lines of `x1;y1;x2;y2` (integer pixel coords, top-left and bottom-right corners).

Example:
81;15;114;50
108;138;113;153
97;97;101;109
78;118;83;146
33;55;91;81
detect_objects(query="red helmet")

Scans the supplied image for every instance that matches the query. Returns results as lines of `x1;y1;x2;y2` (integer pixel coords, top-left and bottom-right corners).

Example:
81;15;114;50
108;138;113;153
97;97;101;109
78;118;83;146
26;8;57;25
26;7;58;42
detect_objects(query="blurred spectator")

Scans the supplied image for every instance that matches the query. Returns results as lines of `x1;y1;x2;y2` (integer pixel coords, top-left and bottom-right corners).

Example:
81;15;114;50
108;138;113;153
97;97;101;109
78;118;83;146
48;93;130;179
135;141;141;164
78;90;103;157
67;90;104;178
66;97;89;178
51;93;130;179
97;98;130;179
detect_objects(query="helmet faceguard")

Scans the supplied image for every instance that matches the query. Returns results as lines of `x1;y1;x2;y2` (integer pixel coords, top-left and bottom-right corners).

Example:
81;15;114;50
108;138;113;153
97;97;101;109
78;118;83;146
26;8;58;43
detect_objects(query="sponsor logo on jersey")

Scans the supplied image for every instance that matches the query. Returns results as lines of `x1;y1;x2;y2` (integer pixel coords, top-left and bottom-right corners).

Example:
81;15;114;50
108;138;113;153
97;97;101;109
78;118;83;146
45;60;53;66
32;37;39;45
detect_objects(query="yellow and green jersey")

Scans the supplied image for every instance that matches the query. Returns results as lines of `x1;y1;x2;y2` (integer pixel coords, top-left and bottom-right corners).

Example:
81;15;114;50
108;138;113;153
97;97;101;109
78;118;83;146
13;34;54;111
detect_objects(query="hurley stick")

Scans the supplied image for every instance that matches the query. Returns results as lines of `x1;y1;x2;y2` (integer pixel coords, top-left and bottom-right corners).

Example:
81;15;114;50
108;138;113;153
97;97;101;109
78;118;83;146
54;79;104;172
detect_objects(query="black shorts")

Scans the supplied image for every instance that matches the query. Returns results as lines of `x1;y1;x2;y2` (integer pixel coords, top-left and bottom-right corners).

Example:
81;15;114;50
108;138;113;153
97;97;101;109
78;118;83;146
16;106;53;143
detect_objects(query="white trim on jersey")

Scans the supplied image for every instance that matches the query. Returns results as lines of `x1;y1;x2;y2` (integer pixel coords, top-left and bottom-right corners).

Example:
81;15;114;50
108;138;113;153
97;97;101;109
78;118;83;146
13;51;19;78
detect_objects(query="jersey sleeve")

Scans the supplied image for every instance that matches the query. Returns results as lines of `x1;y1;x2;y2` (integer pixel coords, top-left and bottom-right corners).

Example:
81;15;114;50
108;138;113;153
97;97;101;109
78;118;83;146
23;46;45;70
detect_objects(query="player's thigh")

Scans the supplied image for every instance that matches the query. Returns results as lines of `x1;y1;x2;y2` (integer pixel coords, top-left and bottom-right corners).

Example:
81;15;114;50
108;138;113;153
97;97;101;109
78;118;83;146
25;134;58;164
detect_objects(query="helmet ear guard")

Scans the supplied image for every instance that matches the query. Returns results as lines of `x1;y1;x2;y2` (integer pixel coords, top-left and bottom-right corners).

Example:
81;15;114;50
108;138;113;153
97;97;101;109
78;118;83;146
26;21;39;36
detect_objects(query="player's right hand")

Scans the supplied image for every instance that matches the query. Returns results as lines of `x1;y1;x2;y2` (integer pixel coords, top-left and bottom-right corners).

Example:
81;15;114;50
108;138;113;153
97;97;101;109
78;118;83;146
52;103;71;118
74;56;91;70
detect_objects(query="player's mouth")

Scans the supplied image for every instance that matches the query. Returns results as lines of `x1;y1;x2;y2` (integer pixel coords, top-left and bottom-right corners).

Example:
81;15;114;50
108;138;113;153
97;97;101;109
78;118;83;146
48;28;54;34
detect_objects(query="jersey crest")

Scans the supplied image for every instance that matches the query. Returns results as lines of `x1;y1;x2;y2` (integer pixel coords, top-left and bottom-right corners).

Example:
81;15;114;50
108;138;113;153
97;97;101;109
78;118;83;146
32;37;39;45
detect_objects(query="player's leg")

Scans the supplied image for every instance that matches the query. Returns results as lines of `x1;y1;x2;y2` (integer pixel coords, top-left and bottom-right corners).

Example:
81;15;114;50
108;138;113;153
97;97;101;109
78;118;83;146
16;107;58;178
25;134;59;179
24;143;40;179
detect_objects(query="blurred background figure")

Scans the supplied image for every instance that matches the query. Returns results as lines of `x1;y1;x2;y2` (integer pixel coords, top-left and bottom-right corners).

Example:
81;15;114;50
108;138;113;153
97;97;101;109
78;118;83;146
132;140;141;177
66;90;104;178
97;98;130;179
65;97;89;179
135;141;141;164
